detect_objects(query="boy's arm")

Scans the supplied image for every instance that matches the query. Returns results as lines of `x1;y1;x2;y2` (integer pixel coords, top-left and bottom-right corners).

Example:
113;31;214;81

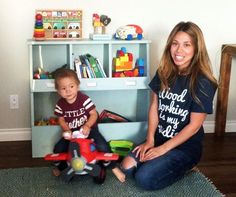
84;108;98;128
81;108;98;135
58;116;71;131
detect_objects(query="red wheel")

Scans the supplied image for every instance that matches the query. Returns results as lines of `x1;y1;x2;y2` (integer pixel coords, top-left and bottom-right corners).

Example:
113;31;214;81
93;164;106;184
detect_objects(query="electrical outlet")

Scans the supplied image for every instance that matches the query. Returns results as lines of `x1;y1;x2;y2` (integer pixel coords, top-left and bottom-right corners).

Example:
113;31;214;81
10;95;19;109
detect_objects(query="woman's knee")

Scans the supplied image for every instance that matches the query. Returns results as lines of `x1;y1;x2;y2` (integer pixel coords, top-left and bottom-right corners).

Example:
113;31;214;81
121;156;137;169
120;156;137;177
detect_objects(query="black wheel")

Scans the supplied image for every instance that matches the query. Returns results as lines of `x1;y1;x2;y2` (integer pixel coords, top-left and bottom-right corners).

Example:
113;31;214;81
93;165;106;184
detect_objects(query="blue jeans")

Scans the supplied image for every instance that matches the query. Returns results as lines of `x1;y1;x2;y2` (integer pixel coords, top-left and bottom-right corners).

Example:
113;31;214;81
122;148;198;190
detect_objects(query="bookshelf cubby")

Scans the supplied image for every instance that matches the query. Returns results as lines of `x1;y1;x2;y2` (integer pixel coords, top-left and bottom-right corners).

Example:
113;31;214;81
28;39;151;157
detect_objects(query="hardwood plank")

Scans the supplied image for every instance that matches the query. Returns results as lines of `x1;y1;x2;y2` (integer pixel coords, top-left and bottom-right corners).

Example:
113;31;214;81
0;133;235;196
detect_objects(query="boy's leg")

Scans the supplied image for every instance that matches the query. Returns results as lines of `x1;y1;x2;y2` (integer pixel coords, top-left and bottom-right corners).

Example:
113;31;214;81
88;126;111;153
53;138;69;173
88;127;117;168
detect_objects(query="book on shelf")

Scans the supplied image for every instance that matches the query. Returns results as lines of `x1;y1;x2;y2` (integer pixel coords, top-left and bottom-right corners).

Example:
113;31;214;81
86;54;104;78
79;55;95;78
73;54;107;78
95;57;107;78
74;58;82;79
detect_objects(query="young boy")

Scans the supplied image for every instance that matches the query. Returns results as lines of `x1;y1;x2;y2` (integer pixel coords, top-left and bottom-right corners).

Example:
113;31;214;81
52;68;125;182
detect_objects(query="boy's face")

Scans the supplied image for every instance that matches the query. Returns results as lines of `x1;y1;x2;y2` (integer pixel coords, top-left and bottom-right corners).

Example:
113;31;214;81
57;77;79;104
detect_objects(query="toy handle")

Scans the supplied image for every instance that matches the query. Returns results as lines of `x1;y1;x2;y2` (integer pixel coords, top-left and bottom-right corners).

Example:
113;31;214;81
72;128;88;139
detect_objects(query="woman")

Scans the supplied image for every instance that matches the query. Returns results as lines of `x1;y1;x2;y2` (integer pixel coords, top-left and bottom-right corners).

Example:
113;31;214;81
116;21;218;190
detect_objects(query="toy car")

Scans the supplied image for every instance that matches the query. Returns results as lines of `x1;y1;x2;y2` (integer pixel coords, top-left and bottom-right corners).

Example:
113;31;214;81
53;22;66;29
68;22;80;29
43;23;52;29
114;24;143;40
44;137;119;183
53;31;67;38
69;31;80;38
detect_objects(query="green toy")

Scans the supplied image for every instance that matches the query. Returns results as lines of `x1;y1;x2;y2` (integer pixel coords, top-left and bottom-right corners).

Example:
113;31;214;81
109;140;134;157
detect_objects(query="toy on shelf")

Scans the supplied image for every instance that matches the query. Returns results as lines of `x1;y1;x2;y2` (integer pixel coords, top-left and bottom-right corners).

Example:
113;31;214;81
114;24;143;40
33;45;52;79
34;10;82;40
44;137;119;183
113;47;133;72
90;13;112;40
135;58;145;76
34;117;58;126
33;13;45;40
112;47;145;77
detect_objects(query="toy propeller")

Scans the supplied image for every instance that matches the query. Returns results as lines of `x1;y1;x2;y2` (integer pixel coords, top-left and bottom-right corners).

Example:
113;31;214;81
61;141;101;182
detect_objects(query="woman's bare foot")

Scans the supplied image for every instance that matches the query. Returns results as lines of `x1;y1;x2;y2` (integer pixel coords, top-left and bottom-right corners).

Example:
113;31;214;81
52;168;61;177
112;167;126;182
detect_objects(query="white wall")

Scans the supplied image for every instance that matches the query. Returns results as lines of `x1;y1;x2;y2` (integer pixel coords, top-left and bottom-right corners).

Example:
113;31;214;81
1;0;236;140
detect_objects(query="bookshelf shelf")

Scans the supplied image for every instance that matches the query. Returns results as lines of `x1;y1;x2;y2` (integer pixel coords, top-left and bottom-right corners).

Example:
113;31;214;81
28;39;151;157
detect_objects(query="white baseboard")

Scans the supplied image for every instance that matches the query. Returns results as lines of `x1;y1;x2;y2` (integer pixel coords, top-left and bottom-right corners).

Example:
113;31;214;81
203;120;236;133
0;128;31;141
0;120;236;141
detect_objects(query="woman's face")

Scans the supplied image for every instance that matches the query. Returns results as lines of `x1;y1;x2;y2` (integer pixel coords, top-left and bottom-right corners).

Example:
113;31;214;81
170;31;195;71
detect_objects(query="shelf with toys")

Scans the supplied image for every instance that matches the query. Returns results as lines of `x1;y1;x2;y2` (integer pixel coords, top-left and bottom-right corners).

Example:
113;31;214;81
28;39;151;157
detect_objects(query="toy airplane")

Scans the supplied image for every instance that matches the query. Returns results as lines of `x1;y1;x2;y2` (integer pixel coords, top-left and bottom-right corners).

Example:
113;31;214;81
44;137;119;183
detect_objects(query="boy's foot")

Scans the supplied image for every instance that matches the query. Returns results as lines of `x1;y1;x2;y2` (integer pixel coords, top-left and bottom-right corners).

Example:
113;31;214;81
112;167;126;183
52;167;61;177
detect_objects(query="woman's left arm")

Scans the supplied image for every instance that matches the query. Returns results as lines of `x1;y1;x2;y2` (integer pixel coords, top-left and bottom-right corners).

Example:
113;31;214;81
143;112;206;161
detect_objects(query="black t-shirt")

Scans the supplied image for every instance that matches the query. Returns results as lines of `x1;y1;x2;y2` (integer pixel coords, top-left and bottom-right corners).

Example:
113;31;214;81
149;72;216;161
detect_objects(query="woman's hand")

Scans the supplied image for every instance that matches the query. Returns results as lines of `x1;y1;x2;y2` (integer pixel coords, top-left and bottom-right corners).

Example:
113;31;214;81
132;141;154;162
142;145;168;161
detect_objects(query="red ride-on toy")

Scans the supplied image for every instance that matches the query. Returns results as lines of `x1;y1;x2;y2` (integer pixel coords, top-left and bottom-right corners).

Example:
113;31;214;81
44;137;119;183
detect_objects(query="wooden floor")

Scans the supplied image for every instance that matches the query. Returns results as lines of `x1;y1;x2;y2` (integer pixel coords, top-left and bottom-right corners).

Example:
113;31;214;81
0;133;236;196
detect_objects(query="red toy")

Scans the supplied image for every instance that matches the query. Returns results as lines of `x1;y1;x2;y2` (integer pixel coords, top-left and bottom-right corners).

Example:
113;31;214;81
44;138;119;183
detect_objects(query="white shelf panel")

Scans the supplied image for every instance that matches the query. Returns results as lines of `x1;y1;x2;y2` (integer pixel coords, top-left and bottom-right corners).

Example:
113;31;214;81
28;39;151;45
31;77;150;92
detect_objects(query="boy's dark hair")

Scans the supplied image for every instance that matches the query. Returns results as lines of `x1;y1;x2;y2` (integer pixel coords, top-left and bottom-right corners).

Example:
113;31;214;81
54;68;80;89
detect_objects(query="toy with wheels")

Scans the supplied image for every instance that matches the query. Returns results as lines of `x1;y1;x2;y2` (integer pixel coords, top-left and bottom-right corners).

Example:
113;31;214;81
114;24;143;40
44;134;119;183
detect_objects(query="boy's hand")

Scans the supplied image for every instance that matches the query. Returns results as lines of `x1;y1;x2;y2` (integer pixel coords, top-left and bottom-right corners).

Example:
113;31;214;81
81;124;91;137
63;130;72;140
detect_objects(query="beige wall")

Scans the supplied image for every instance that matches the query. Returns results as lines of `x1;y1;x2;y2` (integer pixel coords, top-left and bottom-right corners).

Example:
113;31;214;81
1;0;236;138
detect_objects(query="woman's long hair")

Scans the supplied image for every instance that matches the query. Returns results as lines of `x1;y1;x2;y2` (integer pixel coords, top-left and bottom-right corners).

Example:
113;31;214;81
157;21;218;104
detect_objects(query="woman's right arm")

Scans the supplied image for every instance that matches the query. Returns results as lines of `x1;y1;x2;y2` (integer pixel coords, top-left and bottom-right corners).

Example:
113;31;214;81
133;92;159;160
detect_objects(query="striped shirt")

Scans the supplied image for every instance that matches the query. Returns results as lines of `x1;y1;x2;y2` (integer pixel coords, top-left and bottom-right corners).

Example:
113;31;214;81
54;92;96;131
